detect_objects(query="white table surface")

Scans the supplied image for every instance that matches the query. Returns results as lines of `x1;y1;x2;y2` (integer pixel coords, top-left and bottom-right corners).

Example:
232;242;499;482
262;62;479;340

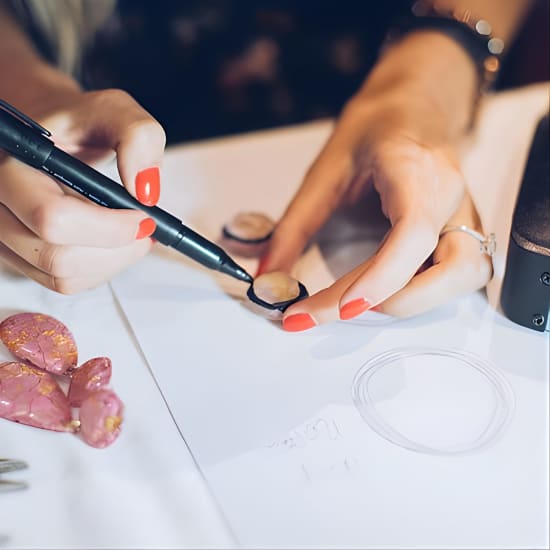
1;83;549;549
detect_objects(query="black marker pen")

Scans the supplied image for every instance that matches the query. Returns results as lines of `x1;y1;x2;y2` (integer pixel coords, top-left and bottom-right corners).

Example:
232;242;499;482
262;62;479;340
0;99;253;284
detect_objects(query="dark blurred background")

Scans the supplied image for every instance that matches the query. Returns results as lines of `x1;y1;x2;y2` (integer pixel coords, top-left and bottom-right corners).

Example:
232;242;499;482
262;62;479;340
82;0;550;145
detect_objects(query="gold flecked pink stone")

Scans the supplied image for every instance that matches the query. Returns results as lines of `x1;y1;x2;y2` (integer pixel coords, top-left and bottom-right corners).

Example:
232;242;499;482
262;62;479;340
79;389;124;449
68;357;112;407
0;313;78;375
0;312;124;448
0;361;76;432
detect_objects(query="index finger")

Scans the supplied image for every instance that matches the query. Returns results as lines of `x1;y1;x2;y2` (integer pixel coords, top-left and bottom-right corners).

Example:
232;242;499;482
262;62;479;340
279;218;438;329
338;217;439;319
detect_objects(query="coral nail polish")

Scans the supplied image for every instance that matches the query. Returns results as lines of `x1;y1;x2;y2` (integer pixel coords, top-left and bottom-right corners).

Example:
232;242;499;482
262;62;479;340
136;167;160;206
136;218;156;240
339;297;371;320
282;313;316;332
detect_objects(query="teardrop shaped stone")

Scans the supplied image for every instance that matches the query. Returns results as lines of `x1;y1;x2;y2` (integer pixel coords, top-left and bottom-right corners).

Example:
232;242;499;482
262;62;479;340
68;357;112;407
79;389;123;449
0;361;75;432
0;313;78;375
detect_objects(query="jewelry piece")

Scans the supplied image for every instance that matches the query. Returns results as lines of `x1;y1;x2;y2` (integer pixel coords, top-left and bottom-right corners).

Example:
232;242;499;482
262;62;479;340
0;312;78;375
68;356;112;407
246;272;309;321
221;212;275;258
440;224;496;256
0;361;77;432
0;312;123;448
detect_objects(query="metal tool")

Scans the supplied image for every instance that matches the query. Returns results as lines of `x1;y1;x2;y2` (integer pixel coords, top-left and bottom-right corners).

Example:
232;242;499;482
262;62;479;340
0;458;28;492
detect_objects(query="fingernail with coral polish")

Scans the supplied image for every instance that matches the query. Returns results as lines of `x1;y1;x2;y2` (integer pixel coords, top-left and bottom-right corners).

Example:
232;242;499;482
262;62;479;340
136;218;156;240
136;167;160;206
282;313;316;332
340;297;371;320
256;254;270;277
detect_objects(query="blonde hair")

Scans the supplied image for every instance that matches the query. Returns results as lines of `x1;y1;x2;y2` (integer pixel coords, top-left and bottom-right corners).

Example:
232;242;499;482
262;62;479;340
8;0;115;74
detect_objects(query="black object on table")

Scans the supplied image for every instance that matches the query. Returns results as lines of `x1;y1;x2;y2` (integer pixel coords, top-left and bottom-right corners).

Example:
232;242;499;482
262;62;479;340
501;114;550;332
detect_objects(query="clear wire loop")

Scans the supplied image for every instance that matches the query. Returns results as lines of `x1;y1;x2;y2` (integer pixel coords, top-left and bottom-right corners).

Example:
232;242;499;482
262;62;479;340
351;347;515;456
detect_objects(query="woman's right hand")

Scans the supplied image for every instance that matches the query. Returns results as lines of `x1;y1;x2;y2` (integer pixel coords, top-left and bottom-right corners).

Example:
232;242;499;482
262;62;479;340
0;88;166;294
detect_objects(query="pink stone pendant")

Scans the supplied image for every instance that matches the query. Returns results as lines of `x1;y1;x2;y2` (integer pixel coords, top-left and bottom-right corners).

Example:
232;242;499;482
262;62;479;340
0;362;76;432
0;313;78;375
68;357;112;407
79;389;123;449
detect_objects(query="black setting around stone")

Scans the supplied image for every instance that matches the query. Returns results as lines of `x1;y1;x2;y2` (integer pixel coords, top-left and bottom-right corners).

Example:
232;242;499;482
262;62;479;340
247;282;309;312
222;226;273;244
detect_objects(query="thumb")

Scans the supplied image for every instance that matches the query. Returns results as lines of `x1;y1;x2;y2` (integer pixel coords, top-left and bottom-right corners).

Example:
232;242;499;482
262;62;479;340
73;90;166;207
259;145;357;275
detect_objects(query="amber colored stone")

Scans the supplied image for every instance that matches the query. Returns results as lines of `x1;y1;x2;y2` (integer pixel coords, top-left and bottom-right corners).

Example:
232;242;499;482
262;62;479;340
246;272;308;320
220;212;274;258
252;272;301;304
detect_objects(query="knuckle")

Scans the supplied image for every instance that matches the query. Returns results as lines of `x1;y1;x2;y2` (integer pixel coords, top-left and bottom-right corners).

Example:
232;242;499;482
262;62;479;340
31;202;66;243
124;118;166;150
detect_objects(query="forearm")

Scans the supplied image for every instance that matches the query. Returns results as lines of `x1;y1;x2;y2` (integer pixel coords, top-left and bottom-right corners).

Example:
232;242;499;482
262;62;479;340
347;0;534;143
0;4;80;110
355;32;478;142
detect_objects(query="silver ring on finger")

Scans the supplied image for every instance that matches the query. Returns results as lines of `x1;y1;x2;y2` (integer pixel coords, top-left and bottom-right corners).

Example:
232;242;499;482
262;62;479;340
439;224;496;257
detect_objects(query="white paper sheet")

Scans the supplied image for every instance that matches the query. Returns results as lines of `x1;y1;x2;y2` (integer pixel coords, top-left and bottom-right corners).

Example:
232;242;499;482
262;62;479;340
0;278;232;548
111;86;549;548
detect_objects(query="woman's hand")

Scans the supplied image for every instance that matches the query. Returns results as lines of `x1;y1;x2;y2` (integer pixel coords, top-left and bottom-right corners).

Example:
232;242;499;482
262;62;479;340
0;87;166;294
260;32;494;330
0;6;166;294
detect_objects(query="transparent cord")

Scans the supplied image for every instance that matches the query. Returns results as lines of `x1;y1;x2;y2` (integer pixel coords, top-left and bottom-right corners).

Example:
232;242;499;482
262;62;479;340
351;347;515;456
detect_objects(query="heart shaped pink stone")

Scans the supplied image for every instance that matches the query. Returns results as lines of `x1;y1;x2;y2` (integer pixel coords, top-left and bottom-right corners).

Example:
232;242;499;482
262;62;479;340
68;357;112;407
0;361;75;432
79;389;124;449
0;313;78;375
